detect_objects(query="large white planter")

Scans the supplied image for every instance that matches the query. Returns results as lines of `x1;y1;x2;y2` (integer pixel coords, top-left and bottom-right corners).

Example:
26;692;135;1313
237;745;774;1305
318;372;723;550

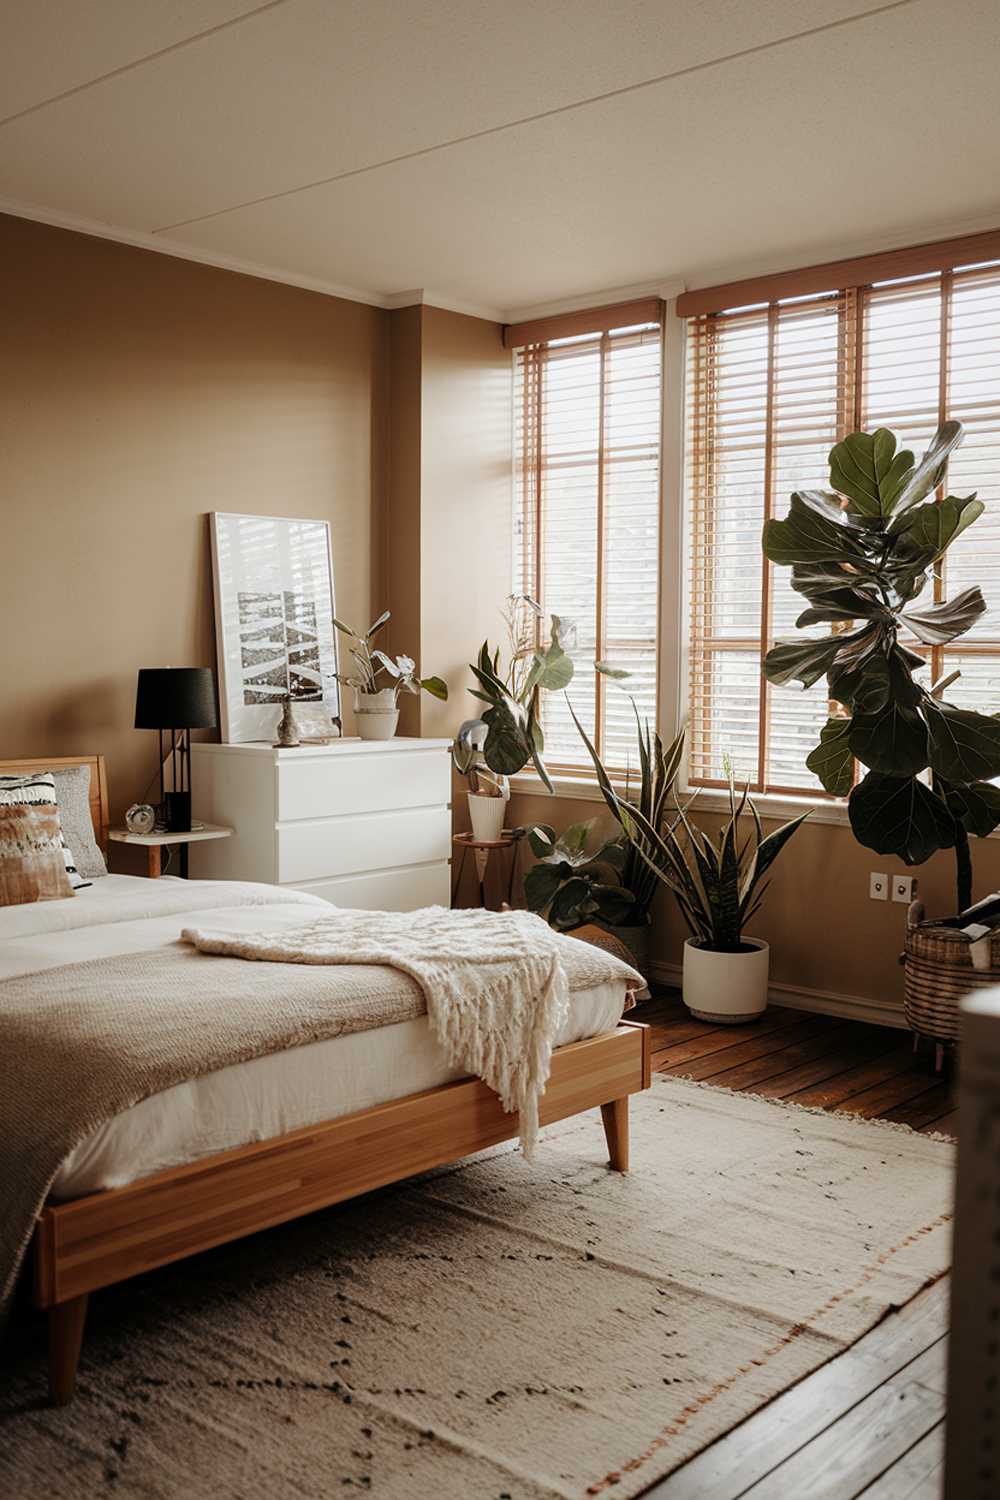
682;937;770;1024
468;791;506;842
355;689;399;741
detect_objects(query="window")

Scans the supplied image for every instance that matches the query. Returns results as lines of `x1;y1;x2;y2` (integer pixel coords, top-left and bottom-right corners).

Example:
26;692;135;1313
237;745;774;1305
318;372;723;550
685;249;1000;795
510;306;663;774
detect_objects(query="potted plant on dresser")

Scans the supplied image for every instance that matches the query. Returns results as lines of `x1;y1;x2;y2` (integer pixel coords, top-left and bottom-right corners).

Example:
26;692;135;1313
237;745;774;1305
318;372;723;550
761;419;1000;1053
333;611;447;739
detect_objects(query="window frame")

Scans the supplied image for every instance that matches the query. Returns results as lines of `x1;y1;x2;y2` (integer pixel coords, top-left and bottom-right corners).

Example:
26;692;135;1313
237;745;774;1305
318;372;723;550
510;310;665;780
682;248;1000;813
510;228;1000;815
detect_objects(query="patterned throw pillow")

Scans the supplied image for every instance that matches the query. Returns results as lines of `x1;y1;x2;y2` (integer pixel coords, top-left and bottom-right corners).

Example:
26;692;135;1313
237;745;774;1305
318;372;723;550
0;774;91;890
0;803;75;905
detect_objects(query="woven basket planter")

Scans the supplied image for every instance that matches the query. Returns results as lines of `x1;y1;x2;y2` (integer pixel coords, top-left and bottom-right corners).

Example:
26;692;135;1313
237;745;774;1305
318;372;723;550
571;923;651;1003
903;899;1000;1044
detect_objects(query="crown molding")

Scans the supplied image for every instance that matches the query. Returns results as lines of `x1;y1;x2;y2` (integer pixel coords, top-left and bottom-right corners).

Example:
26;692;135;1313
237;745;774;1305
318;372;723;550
0;201;512;320
0;195;389;308
498;210;1000;324
678;208;1000;297
503;276;685;324
6;195;1000;325
383;287;506;323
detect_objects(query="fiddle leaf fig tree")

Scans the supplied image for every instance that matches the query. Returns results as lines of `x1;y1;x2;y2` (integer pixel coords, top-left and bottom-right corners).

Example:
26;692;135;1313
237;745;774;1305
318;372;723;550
762;420;999;912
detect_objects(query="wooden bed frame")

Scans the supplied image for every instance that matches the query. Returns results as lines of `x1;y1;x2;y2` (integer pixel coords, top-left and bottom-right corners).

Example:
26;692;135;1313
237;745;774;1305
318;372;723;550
7;755;651;1406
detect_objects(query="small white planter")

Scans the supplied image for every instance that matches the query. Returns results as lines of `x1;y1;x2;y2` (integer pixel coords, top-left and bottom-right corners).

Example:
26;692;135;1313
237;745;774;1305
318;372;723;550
682;937;770;1024
355;689;399;741
468;792;506;842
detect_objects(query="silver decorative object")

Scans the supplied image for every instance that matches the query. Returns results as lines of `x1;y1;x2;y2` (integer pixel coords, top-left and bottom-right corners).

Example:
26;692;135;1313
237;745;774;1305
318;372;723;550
124;803;157;835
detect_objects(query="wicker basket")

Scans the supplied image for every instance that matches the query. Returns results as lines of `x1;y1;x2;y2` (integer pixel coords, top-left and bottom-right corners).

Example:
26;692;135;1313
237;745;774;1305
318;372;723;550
570;923;651;1004
903;899;1000;1043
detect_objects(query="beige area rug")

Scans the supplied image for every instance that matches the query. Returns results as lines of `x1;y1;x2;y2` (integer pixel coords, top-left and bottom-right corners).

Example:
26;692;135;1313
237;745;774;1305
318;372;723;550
0;1076;953;1499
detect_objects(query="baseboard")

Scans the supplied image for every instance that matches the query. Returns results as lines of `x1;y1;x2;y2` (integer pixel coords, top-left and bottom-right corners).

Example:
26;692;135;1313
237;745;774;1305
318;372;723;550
646;960;907;1031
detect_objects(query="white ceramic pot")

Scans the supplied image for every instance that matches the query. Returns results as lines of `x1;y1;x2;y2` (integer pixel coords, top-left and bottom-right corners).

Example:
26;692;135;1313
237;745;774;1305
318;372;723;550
355;689;400;741
468;792;506;842
682;937;770;1024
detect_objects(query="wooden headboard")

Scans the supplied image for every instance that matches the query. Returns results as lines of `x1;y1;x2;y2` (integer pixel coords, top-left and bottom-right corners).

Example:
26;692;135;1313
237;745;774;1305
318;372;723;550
0;755;110;853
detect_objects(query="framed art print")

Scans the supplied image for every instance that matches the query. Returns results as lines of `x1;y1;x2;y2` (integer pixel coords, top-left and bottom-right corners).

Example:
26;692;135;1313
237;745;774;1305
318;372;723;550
210;513;341;743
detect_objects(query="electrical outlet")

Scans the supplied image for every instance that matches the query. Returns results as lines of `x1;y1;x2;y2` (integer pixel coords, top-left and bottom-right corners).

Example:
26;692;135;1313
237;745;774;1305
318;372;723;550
892;875;918;904
869;872;889;901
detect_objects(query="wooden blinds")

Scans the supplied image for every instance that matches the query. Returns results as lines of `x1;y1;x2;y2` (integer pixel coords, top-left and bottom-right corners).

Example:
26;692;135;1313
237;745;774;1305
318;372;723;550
687;257;1000;794
512;311;663;772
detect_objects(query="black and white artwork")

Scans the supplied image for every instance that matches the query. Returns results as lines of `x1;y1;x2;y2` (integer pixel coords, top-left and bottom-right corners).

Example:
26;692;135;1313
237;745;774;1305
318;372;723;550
210;514;340;743
238;590;322;704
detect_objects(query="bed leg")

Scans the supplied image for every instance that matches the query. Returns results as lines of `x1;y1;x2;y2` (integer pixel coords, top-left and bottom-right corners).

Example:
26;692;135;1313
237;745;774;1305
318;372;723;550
601;1097;630;1173
48;1293;88;1406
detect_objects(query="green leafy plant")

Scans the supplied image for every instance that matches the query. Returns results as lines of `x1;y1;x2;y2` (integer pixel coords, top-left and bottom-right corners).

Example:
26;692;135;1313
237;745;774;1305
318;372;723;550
648;765;807;951
333;611;448;704
557;670;686;921
451;721;507;797
761;420;998;910
462;594;575;792
523;820;635;930
571;701;806;950
524;677;689;933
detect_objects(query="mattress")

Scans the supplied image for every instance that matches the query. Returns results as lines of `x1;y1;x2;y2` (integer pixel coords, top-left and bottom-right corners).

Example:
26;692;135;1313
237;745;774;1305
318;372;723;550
0;876;627;1199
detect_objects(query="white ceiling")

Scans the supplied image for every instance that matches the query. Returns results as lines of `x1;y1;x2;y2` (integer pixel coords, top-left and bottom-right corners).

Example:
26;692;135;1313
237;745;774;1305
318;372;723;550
2;0;999;318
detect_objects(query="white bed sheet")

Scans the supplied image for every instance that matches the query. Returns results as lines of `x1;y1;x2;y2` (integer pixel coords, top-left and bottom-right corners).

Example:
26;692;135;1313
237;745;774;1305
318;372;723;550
0;877;627;1199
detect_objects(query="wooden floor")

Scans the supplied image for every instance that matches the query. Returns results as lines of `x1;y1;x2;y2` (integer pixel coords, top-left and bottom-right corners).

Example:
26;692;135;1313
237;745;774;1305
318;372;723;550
636;991;957;1137
634;992;953;1500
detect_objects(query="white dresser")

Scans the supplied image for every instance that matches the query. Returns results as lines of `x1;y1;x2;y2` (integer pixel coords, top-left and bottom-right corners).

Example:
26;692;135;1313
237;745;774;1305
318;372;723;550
189;738;453;910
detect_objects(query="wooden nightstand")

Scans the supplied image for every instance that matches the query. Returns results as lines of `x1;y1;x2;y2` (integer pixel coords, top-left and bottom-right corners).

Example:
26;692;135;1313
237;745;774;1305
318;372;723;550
108;823;233;879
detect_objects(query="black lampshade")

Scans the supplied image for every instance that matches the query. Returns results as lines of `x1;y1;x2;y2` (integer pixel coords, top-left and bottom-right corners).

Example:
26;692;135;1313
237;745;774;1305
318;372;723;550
135;668;218;730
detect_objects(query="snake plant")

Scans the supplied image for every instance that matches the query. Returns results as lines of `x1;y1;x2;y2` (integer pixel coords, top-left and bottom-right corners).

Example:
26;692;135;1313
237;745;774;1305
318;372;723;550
568;691;804;951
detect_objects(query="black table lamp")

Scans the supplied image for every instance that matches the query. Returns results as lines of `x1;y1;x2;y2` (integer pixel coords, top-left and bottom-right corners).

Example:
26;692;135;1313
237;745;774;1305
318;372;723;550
135;667;218;832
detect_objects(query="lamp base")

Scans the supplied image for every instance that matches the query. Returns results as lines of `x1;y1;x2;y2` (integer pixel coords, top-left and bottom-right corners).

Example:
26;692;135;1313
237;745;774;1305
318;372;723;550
163;791;192;834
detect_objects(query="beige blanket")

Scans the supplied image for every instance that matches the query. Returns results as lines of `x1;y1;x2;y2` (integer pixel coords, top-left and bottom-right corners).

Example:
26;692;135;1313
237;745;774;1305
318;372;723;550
183;906;591;1159
1;909;640;1325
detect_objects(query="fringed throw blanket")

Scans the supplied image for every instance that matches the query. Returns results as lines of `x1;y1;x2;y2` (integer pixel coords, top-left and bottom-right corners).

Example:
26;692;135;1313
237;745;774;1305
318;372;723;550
183;906;578;1159
1;905;640;1326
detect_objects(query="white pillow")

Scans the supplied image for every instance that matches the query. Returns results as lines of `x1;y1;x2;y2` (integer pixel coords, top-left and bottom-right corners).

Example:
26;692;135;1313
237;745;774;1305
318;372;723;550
50;765;107;880
0;774;91;890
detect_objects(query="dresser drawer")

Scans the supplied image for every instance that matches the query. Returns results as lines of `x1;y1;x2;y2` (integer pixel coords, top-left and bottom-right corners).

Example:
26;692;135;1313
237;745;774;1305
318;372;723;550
277;747;450;822
289;862;450;911
277;806;451;884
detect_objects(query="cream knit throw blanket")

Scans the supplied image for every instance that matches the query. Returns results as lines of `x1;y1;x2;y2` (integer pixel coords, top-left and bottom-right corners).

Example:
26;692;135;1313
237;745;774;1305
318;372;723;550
183;906;571;1159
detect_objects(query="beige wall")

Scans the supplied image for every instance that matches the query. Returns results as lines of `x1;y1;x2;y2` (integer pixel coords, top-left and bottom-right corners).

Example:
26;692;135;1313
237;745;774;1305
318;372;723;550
417;306;511;742
0;213;384;832
383;305;424;737
0;220;509;867
380;304;511;901
382;303;510;747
